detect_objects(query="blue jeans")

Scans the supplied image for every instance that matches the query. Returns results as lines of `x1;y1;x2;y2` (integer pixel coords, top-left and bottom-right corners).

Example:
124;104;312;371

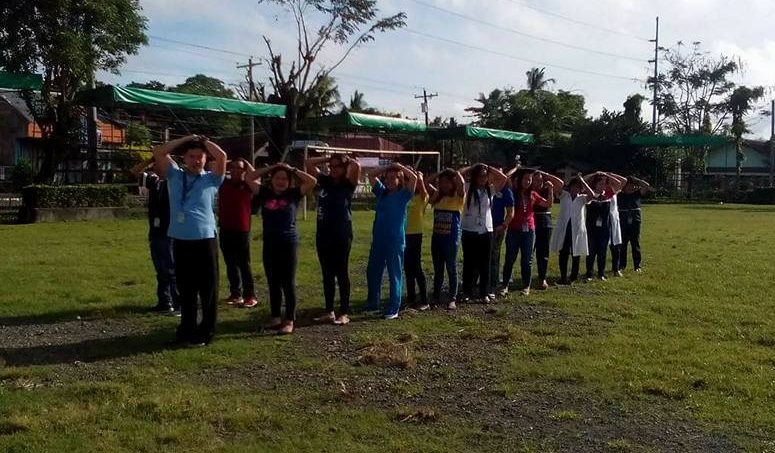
431;234;459;302
502;229;536;289
150;235;177;308
366;237;405;316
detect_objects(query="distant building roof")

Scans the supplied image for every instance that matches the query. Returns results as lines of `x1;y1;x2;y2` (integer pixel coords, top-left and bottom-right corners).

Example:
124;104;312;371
0;92;34;122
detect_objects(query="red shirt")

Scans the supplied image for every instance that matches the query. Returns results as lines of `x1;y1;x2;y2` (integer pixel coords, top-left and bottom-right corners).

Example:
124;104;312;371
509;190;547;231
218;179;253;232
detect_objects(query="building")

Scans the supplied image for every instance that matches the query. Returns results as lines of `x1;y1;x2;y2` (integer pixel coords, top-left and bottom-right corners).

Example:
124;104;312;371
706;139;773;177
0;92;126;181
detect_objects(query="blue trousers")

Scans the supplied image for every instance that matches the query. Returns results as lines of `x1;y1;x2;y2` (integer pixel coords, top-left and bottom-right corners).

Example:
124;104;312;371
150;235;177;308
431;235;459;302
502;229;536;289
367;238;405;316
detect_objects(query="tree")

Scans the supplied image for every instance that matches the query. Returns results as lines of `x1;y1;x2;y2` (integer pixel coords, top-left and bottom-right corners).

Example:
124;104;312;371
259;0;406;156
728;85;765;181
126;122;151;147
299;74;341;118
169;75;243;138
0;0;147;182
128;80;166;91
348;90;367;112
525;67;555;94
650;42;739;135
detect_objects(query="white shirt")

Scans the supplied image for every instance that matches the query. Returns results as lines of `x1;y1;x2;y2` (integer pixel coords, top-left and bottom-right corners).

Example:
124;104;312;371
550;190;589;256
461;184;494;233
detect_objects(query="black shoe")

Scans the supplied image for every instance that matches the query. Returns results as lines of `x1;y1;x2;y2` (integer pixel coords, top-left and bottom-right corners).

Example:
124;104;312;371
151;304;174;314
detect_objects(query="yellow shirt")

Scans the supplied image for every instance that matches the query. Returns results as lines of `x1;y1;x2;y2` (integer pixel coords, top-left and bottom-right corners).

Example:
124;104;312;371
405;193;429;235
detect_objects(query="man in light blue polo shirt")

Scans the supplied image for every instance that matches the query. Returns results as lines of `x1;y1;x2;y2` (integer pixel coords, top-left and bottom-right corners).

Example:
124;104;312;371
154;135;226;346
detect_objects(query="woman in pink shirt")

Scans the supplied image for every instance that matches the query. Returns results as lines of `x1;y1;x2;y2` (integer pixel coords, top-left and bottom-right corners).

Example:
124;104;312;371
500;169;553;296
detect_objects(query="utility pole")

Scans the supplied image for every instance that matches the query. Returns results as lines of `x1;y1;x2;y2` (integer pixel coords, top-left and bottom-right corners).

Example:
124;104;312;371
86;75;99;183
414;88;438;127
648;16;660;133
237;57;261;164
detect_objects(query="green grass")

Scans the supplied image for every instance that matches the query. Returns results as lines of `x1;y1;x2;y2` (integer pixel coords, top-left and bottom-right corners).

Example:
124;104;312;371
1;204;775;451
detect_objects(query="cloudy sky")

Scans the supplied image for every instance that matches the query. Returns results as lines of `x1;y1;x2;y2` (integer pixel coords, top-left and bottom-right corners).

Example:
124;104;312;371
99;0;775;138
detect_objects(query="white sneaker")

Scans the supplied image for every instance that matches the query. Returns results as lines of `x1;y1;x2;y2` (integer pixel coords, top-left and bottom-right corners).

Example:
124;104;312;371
384;312;399;320
498;286;509;297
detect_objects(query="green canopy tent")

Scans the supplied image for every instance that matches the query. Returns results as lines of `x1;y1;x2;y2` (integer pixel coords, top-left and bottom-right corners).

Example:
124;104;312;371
78;85;286;118
0;70;43;91
307;111;427;133
431;125;534;144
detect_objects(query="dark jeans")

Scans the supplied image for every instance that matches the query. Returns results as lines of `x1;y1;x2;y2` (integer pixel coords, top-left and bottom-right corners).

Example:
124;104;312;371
558;224;580;281
431;235;459;303
219;230;255;299
264;238;298;321
621;220;642;269
174;238;219;344
586;224;610;278
489;228;506;289
461;230;492;297
404;234;428;306
535;227;552;281
502;229;536;289
316;236;352;314
150;235;177;308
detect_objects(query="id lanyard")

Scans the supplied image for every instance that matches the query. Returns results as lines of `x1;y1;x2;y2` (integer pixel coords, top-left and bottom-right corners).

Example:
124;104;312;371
177;172;202;223
520;192;530;232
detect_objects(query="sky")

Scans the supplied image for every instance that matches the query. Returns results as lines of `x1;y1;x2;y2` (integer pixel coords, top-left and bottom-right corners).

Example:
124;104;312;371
98;0;775;138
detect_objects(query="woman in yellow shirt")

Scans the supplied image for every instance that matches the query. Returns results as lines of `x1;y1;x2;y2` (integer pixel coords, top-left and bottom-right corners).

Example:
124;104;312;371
404;171;430;310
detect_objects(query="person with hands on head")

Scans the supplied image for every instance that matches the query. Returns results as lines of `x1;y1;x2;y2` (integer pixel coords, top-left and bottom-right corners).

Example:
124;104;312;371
153;135;227;347
305;153;361;325
489;166;515;299
426;168;466;310
582;171;624;282
618;176;652;273
458;163;508;304
218;158;260;309
130;156;178;315
531;170;564;290
247;162;317;335
365;162;417;320
501;169;553;297
404;169;430;311
550;174;595;284
602;172;627;277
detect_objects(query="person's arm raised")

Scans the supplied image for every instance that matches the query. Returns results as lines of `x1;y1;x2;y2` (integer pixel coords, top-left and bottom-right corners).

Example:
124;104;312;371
535;182;554;208
243;161;261;192
304;156;328;178
487;165;508;192
129;158;152;180
366;165;387;186
346;157;361;187
454;170;466;197
152;135;197;178
416;171;428;200
203;139;227;177
578;174;598;198
537;171;564;193
392;163;417;194
631;176;653;195
288;164;317;197
605;172;626;194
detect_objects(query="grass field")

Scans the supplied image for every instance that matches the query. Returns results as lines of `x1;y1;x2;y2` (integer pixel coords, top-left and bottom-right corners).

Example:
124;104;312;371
1;204;775;452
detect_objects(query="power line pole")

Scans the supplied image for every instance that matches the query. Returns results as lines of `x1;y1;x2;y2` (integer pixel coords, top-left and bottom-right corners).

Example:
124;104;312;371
414;88;438;127
769;99;774;187
648;16;660;133
237;57;261;164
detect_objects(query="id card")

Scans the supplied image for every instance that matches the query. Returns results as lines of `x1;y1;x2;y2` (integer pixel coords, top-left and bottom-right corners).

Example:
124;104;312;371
176;212;185;224
153;217;161;228
595;218;603;228
522;223;529;233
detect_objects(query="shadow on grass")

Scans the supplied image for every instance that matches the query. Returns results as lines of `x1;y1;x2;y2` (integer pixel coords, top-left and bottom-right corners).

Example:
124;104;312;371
0;328;174;367
680;205;775;213
0;304;149;327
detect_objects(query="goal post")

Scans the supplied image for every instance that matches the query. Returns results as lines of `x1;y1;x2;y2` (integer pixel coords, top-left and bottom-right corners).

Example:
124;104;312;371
301;145;441;220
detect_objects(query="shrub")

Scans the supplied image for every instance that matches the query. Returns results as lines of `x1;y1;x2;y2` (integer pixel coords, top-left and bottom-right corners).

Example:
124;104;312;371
22;185;128;208
747;187;775;205
11;160;34;192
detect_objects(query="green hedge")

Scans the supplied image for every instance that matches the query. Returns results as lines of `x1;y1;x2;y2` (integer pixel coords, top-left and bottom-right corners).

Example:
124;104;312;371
22;185;128;208
747;187;775;205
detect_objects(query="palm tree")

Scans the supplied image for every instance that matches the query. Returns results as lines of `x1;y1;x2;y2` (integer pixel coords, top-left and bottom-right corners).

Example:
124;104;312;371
348;90;367;112
525;67;555;94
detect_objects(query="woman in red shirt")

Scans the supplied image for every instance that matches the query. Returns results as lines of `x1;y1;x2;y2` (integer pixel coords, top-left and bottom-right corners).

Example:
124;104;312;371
500;169;553;296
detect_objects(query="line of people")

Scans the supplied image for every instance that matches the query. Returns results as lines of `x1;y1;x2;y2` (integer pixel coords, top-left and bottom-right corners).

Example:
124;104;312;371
132;136;651;346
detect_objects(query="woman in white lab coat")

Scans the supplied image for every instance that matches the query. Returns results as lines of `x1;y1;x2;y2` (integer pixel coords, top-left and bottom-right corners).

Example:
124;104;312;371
550;176;596;284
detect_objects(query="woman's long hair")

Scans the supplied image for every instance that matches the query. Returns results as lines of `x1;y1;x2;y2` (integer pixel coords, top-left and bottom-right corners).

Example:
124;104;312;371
466;163;491;210
437;168;458;198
